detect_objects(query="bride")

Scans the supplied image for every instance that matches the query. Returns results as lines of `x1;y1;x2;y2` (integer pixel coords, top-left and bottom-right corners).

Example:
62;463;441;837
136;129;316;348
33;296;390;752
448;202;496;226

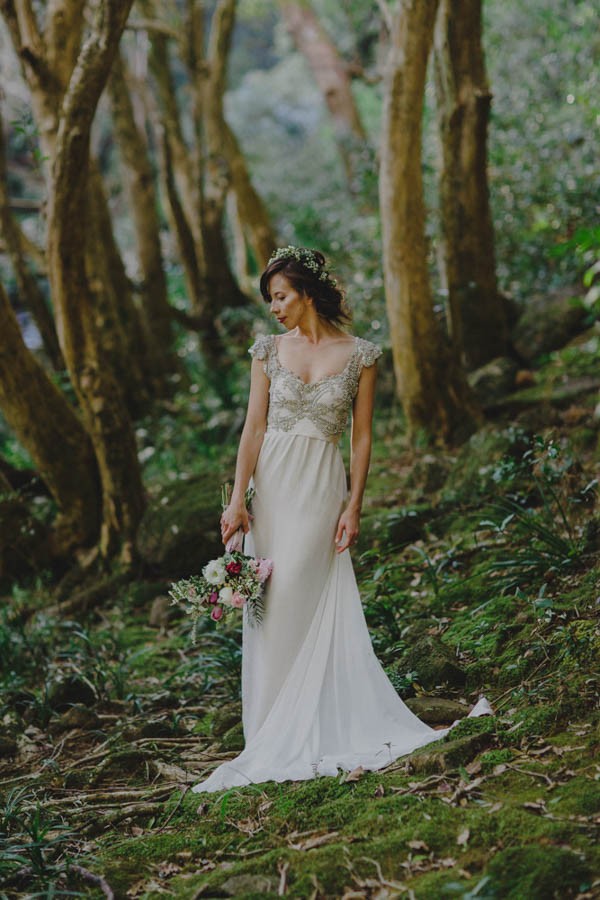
192;246;489;794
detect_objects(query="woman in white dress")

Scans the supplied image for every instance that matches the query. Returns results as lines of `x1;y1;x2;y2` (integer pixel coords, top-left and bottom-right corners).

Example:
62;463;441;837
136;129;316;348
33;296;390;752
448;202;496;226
192;247;489;794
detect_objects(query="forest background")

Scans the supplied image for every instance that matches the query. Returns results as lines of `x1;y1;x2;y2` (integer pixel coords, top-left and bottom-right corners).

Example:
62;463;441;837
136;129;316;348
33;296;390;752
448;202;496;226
0;0;598;897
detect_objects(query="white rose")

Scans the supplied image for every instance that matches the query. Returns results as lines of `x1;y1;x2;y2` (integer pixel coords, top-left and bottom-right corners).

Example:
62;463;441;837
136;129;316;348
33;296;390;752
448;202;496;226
203;559;226;585
219;586;234;606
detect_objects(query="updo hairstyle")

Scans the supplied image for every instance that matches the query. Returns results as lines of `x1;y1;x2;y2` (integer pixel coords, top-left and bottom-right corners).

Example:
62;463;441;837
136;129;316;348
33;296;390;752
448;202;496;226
259;247;352;327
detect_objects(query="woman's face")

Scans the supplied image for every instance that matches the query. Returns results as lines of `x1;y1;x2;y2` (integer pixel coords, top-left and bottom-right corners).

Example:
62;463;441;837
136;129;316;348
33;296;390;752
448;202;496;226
268;273;310;330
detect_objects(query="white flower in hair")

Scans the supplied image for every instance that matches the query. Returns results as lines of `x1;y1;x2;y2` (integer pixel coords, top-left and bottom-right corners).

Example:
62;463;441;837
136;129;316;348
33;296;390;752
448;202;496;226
268;246;338;287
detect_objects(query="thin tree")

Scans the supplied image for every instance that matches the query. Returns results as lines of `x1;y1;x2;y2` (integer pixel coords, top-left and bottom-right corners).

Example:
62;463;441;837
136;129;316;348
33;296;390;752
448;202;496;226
434;0;509;370
279;0;369;187
0;104;64;371
379;0;481;444
108;48;182;388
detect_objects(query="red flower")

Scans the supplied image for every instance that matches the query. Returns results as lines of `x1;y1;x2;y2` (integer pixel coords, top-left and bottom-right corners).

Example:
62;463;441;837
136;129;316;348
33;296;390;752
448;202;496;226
226;560;242;575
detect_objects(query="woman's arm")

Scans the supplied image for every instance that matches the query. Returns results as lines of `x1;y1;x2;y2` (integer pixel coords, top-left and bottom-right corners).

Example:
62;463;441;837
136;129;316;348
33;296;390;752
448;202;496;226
220;357;269;545
334;362;377;553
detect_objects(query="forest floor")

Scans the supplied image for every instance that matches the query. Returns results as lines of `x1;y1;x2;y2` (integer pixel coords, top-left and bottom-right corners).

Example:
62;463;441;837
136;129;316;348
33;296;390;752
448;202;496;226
1;332;599;899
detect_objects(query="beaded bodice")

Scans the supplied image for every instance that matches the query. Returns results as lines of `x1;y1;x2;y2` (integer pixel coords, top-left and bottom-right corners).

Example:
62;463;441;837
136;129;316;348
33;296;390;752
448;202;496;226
248;334;382;442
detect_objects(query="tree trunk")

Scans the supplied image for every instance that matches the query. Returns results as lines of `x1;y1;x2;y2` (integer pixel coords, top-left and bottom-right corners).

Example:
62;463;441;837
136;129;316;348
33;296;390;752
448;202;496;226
141;0;250;312
434;0;508;370
0;104;64;370
46;0;145;562
108;48;181;389
222;118;276;270
200;0;252;309
0;279;100;550
380;0;481;445
279;0;368;186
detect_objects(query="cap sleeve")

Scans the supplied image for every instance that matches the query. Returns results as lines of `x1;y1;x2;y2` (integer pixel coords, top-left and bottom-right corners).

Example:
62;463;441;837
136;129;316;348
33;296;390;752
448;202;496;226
248;334;274;376
356;337;382;368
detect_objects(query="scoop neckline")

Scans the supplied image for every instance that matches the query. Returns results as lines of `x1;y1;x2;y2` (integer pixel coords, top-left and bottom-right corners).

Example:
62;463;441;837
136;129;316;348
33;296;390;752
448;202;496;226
272;334;359;388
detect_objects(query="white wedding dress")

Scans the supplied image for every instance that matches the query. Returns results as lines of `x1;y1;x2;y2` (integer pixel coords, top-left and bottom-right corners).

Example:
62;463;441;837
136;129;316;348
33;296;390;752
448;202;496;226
192;334;490;793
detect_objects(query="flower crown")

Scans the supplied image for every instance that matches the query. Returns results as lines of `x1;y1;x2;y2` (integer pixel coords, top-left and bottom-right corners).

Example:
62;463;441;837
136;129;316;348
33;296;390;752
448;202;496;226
268;245;338;287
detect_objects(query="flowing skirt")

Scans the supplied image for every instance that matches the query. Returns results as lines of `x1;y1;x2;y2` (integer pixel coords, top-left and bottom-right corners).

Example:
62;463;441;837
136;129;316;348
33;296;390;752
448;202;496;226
192;431;489;793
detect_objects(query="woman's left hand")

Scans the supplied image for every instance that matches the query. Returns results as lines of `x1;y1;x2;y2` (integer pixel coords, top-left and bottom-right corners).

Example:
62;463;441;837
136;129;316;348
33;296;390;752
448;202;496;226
334;506;360;553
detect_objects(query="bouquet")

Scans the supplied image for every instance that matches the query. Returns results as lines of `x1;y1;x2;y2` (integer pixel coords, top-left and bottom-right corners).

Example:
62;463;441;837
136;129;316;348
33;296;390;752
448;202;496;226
168;484;273;637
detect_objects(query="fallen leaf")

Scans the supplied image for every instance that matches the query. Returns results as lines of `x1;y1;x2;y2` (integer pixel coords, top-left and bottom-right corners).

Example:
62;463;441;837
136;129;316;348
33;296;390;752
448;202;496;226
288;830;341;851
523;799;546;813
407;839;429;851
487;802;503;814
343;766;365;783
457;827;470;847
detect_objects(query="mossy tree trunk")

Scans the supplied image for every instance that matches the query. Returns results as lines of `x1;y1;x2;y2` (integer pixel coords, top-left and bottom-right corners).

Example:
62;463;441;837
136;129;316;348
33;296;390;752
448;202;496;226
46;0;145;562
1;0;157;408
379;0;481;445
434;0;508;370
0;280;100;551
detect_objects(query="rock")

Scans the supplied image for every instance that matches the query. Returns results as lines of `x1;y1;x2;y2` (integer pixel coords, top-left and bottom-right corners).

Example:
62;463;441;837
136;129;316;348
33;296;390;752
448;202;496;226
0;735;17;757
468;356;519;404
148;595;175;628
406;455;451;493
404;697;469;725
407;731;492;775
53;705;101;732
219;875;277;896
220;721;245;752
486;845;591;900
137;473;224;576
440;424;531;503
138;719;173;739
384;507;430;546
47;674;97;711
512;289;587;363
212;702;242;737
398;635;466;690
6;689;36;715
89;747;152;785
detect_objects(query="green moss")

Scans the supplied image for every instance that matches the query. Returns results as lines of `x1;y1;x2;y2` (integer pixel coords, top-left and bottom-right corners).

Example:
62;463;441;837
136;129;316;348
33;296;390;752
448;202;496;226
479;748;515;773
485;845;591;899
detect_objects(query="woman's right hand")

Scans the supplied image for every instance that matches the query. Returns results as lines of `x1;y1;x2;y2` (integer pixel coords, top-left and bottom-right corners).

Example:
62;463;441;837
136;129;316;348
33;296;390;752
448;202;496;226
220;501;251;546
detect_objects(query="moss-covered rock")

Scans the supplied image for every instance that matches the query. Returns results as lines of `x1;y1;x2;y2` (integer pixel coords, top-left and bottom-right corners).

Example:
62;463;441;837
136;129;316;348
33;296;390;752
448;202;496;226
512;288;587;363
404;697;469;725
137;473;224;576
220;721;245;752
439;424;531;503
396;635;466;690
47;674;97;711
212;701;243;737
407;731;493;774
485;844;591;899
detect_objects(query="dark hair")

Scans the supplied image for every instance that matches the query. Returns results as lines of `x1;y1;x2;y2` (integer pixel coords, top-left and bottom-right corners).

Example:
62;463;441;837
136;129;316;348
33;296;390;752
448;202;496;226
259;249;352;327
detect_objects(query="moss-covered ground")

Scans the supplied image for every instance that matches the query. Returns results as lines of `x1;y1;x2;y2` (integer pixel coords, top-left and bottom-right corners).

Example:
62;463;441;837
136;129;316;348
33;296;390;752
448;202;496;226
1;337;599;898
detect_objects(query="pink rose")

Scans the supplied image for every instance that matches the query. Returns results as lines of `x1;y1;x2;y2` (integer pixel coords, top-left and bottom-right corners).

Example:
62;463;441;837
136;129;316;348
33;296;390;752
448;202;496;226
226;560;242;575
231;591;246;608
211;605;224;621
208;590;219;605
256;558;273;584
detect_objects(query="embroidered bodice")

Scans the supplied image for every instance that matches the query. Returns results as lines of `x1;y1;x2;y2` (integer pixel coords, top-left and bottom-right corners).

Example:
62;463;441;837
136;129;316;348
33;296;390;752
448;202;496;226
248;334;382;443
